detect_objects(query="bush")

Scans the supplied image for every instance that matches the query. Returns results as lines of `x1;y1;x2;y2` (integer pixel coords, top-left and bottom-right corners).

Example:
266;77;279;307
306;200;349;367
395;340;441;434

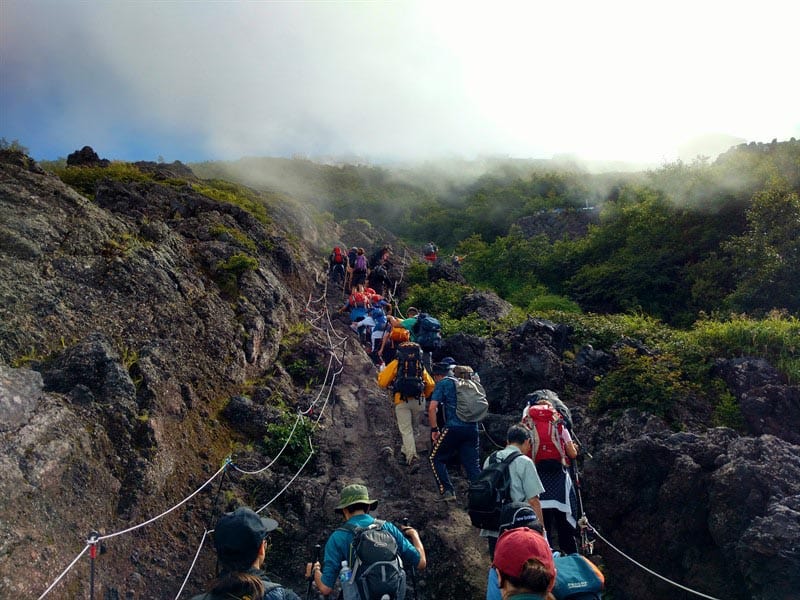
53;162;149;198
262;411;314;470
591;346;690;417
214;253;259;297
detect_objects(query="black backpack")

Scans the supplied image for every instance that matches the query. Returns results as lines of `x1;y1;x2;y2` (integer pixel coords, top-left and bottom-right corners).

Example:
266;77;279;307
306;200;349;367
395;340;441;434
411;313;441;352
392;342;425;399
338;520;407;600
466;450;522;530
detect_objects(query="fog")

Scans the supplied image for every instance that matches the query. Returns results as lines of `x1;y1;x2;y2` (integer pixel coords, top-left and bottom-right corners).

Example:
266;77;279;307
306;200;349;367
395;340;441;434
2;1;799;165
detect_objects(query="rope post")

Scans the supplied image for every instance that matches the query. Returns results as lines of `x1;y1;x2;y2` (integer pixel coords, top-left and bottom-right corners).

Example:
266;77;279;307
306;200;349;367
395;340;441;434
87;531;100;600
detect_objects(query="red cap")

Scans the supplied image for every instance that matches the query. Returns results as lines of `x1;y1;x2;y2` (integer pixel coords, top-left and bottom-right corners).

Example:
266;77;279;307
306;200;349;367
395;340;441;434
493;528;555;580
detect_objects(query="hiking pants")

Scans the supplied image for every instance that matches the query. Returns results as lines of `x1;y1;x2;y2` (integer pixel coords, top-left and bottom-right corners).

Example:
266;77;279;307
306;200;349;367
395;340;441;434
543;508;578;555
395;397;425;463
429;425;480;495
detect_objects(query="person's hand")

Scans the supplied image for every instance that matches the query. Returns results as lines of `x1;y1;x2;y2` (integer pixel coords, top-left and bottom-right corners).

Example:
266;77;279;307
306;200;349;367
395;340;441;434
305;561;321;579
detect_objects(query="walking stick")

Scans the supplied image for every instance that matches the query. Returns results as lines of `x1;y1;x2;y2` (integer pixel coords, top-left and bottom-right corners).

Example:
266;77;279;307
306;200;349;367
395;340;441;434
402;518;418;600
307;543;321;600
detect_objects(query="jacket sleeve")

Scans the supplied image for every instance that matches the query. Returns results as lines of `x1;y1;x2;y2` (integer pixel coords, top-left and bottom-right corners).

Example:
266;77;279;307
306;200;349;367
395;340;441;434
422;370;435;398
377;360;398;389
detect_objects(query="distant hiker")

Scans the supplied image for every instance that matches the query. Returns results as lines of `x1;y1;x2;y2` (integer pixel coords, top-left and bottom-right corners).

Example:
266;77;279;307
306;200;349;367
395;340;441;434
491;528;556;600
329;246;346;285
192;506;300;600
345;246;359;292
522;392;579;555
351;247;369;288
367;261;392;297
369;244;392;269
428;362;481;501
423;241;438;264
471;424;545;558
378;342;435;469
485;502;545;600
411;311;442;369
305;484;426;599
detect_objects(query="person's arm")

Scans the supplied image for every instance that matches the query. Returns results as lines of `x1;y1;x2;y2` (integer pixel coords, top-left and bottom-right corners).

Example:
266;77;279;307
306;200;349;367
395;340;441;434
428;399;441;443
562;427;578;460
527;495;545;531
399;524;426;570
377;360;398;389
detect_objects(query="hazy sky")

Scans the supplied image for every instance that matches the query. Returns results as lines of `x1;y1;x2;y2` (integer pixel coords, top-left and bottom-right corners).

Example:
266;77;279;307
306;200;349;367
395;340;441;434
2;0;799;164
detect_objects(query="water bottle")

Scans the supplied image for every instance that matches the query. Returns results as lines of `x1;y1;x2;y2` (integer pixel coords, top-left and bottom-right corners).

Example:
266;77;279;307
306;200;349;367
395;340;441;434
472;372;481;383
339;560;352;583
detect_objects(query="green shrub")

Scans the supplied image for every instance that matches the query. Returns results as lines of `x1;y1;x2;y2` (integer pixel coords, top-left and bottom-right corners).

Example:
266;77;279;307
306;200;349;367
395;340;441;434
591;346;690;417
193;180;271;225
214;253;259;297
263;412;314;470
52;162;149;198
712;390;745;430
210;224;257;252
404;279;473;317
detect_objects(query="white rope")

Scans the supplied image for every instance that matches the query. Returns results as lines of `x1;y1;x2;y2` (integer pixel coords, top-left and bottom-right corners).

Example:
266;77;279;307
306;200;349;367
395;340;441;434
173;529;210;600
255;436;316;513
587;521;722;600
96;460;230;542
37;543;91;599
230;413;304;475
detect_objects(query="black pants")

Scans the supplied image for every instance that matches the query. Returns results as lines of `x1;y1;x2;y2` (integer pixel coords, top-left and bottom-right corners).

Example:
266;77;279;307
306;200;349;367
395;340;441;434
544;508;577;555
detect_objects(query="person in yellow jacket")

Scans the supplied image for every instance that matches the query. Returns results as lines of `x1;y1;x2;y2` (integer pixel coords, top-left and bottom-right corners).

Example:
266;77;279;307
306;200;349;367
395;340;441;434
377;343;435;470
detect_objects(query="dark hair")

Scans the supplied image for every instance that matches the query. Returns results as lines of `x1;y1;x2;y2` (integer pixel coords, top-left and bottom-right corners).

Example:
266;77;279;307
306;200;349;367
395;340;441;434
507;424;530;445
499;558;553;594
341;502;372;514
208;571;264;597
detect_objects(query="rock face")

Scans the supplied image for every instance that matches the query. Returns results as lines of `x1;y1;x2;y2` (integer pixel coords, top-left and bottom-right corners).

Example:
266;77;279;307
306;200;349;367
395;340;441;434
0;150;798;599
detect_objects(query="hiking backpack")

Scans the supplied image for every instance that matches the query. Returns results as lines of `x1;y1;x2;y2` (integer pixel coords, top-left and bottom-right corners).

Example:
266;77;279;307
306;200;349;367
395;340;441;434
452;376;489;423
338;520;406;600
411;313;441;352
354;254;368;272
467;450;522;530
526;389;573;431
522;404;567;464
552;553;605;600
392;342;425;399
332;247;344;264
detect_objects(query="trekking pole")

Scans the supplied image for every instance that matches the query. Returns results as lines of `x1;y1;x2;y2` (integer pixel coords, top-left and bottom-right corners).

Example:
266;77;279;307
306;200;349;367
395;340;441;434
402;518;418;600
307;543;321;600
88;531;100;600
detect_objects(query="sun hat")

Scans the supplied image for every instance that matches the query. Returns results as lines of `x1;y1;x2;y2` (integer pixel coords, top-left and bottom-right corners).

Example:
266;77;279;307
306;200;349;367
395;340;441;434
214;507;278;568
439;357;457;366
432;362;451;375
335;484;379;510
493;527;555;580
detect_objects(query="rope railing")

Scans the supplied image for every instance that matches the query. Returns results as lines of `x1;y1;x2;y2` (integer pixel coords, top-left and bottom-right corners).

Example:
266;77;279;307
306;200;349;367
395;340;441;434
37;271;350;599
585;520;722;600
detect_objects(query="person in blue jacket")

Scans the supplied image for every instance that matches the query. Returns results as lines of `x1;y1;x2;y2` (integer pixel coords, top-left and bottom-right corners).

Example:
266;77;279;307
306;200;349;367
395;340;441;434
427;362;481;501
306;484;426;596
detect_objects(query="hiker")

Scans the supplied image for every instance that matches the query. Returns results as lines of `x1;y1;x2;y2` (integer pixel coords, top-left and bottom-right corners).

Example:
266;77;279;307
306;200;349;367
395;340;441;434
378;312;411;365
369;244;392;269
428;362;481;501
350;247;369;288
485;502;545;600
479;425;546;559
522;393;580;556
329;246;346;286
191;506;300;600
491;528;556;600
423;241;438;264
305;484;426;598
344;247;359;292
377;342;435;469
399;306;420;336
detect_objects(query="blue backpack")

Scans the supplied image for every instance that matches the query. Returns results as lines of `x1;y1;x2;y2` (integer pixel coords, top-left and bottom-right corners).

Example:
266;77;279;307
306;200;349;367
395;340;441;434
412;313;441;352
552;554;604;600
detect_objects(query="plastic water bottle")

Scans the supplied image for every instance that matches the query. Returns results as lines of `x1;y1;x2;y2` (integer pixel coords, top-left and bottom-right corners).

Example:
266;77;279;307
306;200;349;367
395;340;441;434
472;372;481;383
339;560;352;583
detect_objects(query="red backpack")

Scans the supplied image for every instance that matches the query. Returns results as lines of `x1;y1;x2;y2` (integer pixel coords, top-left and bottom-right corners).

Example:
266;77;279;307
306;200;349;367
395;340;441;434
522;404;567;464
332;247;344;264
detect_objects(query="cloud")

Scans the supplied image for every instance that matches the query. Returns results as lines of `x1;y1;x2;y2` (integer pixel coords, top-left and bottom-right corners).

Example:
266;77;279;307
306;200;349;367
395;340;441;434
2;0;799;163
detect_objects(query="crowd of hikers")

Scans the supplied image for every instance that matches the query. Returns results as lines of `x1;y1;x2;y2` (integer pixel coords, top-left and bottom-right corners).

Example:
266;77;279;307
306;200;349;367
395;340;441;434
194;242;603;600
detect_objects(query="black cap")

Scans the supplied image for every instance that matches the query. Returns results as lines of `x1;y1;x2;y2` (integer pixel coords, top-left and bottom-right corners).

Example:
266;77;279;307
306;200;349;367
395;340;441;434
214;507;278;568
498;501;542;534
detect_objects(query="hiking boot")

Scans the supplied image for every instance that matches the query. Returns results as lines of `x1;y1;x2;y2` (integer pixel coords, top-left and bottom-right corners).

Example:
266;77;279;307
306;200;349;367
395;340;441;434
407;455;420;473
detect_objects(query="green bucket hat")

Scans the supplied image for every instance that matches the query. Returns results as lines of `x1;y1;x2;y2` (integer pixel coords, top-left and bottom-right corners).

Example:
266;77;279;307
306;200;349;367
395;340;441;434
335;484;379;510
